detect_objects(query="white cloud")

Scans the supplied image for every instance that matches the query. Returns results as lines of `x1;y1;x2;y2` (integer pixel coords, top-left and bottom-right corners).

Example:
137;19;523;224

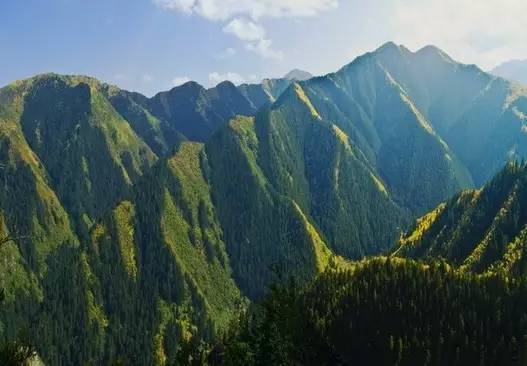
223;18;265;42
172;76;191;86
389;0;527;69
209;72;245;85
153;0;338;21
154;0;337;60
223;18;282;59
246;38;283;60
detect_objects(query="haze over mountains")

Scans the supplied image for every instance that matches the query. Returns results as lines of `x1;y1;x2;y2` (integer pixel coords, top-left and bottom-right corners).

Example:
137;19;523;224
1;42;527;365
492;59;527;86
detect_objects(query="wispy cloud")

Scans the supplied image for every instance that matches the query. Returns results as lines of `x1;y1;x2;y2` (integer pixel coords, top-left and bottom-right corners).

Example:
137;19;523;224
153;0;337;59
153;0;338;21
223;18;282;59
223;18;265;42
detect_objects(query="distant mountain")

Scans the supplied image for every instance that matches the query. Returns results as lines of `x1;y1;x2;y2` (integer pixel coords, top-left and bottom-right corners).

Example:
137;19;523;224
396;161;527;277
491;59;527;85
295;42;527;197
111;77;294;143
144;80;255;141
238;78;292;108
283;69;313;81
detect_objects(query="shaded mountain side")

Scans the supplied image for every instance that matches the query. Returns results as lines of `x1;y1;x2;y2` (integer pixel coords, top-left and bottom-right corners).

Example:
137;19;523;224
0;141;245;365
206;85;406;297
0;74;158;235
145;81;256;142
0;77;109;365
286;47;474;214
337;42;527;187
102;85;186;156
116;77;293;143
395;161;527;277
110;77;296;143
274;42;527;213
205;115;335;298
0;76;244;364
237;78;292;110
85;142;243;364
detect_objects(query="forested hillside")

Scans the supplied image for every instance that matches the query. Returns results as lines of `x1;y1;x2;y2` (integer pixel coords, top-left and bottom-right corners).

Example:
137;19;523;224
396;161;527;277
1;43;527;365
195;258;527;365
203;162;527;365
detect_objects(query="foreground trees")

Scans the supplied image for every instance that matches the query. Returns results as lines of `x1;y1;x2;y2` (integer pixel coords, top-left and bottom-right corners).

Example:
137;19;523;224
203;258;527;366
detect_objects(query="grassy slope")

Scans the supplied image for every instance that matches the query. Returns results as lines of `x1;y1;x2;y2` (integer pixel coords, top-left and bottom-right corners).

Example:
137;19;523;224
87;142;243;364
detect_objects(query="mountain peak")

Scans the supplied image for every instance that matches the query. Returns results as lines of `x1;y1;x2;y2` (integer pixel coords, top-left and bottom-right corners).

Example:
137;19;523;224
375;41;401;53
415;44;454;63
284;69;313;81
215;80;237;90
173;80;203;90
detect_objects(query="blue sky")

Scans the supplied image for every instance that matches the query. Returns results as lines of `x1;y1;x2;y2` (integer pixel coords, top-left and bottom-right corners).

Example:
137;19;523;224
2;0;526;96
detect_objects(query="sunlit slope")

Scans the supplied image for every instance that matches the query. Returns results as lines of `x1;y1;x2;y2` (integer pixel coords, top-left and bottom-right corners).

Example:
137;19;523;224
206;84;405;297
396;162;527;277
0;75;159;235
86;142;244;364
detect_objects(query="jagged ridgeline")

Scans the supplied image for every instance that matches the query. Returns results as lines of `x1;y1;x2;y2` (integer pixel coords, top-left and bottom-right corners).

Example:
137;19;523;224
0;75;243;364
395;161;527;276
1;42;527;364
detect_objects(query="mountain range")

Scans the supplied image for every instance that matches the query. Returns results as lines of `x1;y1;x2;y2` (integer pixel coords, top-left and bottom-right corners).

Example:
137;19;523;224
1;42;527;365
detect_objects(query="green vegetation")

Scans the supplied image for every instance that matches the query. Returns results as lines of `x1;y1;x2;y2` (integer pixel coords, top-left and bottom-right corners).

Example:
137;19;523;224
1;42;527;364
194;257;527;365
396;161;527;276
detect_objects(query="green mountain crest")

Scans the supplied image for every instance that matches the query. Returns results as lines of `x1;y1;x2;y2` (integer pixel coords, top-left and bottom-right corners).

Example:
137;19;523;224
396;161;527;276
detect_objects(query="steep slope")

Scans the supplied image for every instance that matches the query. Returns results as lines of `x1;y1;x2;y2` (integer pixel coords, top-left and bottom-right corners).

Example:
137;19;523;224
1;74;158;235
0;77;110;365
102;86;185;156
351;43;527;186
3;42;527;364
267;42;527;213
396;161;527;277
146;81;256;142
206;84;405;298
237;78;292;110
282;44;473;214
86;142;243;364
0;74;245;365
492;59;527;85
